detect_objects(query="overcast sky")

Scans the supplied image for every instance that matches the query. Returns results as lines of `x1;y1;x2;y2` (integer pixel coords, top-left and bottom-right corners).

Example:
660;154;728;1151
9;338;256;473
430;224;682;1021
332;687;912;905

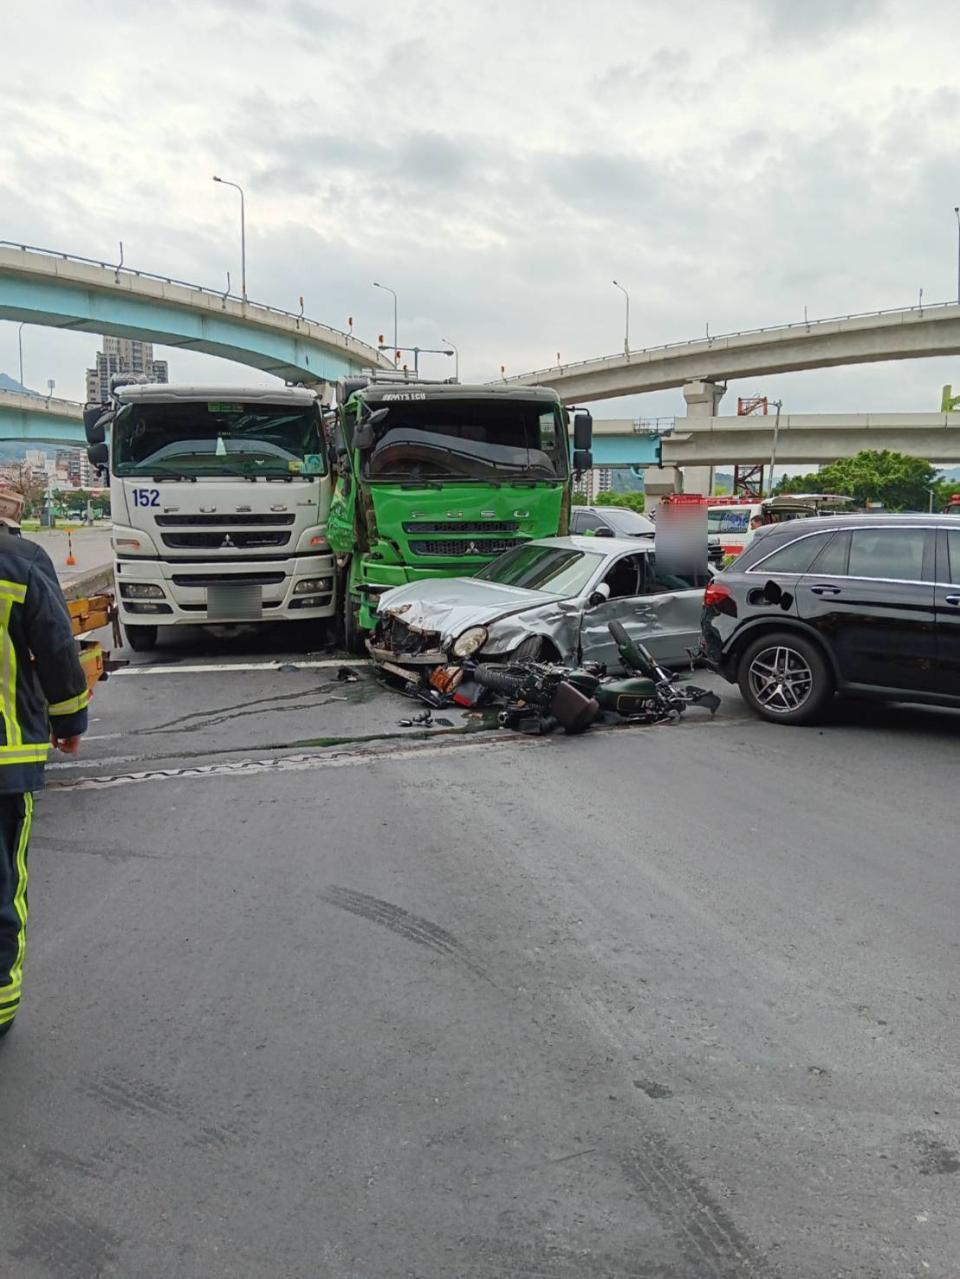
3;0;960;420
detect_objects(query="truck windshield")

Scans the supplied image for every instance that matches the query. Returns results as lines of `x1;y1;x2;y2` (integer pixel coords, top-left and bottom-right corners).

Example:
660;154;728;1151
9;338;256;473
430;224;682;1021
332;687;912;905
113;401;324;478
475;544;603;596
361;398;567;484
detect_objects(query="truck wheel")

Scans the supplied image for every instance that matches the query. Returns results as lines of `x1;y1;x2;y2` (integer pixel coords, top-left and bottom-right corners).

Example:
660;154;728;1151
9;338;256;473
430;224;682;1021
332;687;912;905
737;631;833;725
125;624;158;653
341;590;366;656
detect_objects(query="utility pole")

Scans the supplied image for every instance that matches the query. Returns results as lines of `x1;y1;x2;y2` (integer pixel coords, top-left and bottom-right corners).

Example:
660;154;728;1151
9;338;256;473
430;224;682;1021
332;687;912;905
440;337;459;381
612;280;630;356
767;400;783;497
213;176;247;301
373;282;398;356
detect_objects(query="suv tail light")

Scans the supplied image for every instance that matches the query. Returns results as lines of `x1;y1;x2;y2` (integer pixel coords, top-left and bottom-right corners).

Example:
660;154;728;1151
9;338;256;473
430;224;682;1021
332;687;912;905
703;581;732;607
703;580;737;617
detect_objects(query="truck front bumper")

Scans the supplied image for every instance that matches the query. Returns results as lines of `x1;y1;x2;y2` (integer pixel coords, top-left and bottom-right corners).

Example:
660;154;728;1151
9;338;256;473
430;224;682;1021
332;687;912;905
115;554;336;625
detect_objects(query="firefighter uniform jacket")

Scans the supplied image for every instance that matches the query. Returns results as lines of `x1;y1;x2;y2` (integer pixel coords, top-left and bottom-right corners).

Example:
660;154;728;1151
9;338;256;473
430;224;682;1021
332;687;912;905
0;533;89;794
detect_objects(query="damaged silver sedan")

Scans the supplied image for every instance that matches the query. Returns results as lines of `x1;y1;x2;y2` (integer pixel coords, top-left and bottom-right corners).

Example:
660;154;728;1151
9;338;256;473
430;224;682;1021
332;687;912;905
368;536;707;677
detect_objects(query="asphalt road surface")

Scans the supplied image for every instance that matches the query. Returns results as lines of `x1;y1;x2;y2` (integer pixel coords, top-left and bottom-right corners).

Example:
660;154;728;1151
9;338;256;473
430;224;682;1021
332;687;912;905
2;623;959;1278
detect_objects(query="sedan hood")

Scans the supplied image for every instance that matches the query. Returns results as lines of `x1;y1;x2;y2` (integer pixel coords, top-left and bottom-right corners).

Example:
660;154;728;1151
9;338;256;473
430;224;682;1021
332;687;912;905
378;576;546;642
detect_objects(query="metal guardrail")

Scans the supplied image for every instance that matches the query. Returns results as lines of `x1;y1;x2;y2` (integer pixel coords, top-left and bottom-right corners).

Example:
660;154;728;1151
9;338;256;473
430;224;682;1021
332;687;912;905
0;389;82;411
0;240;384;363
507;298;960;383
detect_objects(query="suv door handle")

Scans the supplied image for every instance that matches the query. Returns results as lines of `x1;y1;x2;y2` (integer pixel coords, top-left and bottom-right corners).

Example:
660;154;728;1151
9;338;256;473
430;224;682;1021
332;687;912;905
809;584;841;596
945;594;960;606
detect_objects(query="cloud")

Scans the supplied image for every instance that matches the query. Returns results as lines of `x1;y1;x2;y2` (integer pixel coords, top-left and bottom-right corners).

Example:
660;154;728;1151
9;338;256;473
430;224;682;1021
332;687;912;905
2;0;960;421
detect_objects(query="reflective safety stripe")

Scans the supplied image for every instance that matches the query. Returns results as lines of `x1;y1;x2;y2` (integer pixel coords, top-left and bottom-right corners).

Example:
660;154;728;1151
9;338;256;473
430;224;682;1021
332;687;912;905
1;794;32;1019
0;583;27;604
0;1005;17;1025
0;744;49;763
48;689;91;717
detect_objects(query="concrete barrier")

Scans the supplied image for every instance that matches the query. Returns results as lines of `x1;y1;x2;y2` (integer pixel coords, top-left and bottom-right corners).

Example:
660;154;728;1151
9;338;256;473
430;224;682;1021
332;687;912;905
61;563;115;600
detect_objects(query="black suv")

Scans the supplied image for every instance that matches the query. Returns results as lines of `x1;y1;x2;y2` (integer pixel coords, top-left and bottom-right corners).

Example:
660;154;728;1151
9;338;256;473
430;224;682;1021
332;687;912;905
701;515;960;724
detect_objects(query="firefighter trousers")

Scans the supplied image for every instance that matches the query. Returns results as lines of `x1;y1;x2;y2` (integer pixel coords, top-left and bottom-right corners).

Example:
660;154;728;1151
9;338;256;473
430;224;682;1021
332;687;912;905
0;793;34;1037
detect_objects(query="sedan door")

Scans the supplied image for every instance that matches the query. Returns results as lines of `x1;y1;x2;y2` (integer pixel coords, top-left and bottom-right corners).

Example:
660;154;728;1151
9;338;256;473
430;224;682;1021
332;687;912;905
795;526;937;693
580;551;703;669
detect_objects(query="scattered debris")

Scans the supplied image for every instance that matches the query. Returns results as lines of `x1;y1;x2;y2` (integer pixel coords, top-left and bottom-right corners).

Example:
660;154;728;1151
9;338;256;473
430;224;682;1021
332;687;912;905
337;666;361;683
397;709;454;729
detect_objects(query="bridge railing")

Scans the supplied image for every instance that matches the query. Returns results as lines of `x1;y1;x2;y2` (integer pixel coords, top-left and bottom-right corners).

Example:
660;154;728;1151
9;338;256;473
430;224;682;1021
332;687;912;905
0;240;383;361
507;298;960;382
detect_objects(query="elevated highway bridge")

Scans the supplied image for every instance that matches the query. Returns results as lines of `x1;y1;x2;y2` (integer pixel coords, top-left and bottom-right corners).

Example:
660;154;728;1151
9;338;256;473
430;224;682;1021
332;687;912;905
504;302;960;403
0;242;392;385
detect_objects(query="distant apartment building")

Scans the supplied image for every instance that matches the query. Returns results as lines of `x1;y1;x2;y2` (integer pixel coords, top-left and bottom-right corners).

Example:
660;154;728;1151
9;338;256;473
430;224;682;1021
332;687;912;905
85;336;168;403
55;447;93;488
573;465;615;503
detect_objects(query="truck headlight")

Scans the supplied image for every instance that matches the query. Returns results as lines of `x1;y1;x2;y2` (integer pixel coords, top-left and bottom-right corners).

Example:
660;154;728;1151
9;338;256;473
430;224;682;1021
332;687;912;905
119;583;165;600
293;577;333;595
452;626;488;658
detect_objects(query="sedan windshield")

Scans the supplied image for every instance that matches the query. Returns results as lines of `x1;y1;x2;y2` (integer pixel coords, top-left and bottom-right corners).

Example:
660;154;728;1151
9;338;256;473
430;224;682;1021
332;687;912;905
362;398;568;484
604;509;655;536
476;544;603;596
113;401;325;478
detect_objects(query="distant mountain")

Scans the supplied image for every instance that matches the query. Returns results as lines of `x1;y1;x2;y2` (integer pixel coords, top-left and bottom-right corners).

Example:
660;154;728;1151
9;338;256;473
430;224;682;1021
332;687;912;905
0;373;39;395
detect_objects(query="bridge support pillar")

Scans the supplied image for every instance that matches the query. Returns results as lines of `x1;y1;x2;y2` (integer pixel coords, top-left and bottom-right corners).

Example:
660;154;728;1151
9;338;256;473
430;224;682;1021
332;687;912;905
681;380;725;494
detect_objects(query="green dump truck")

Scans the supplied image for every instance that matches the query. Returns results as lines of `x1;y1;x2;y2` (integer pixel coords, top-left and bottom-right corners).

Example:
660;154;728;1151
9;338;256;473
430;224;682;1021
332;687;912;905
326;377;593;651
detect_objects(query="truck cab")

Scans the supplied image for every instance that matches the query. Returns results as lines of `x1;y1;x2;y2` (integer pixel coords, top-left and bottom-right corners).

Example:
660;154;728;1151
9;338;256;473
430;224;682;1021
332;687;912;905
88;384;335;650
325;378;591;651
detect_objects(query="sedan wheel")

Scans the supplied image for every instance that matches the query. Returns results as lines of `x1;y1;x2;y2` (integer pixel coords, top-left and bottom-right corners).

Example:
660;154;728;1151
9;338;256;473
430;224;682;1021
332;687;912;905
738;631;832;725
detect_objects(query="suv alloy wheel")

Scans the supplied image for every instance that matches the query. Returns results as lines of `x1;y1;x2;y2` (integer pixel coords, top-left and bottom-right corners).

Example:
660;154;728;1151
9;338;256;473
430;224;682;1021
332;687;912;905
737;631;833;725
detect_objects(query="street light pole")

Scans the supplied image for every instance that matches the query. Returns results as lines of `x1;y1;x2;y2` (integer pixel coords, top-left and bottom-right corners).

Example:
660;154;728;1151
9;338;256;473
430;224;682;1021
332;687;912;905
212;176;247;301
767;399;783;498
17;322;25;389
441;337;459;381
612;280;630;356
373;282;398;355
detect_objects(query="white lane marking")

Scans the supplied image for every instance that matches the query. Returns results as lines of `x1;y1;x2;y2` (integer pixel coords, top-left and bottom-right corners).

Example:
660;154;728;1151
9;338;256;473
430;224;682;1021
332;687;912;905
114;658;373;677
47;736;542;792
82;733;125;742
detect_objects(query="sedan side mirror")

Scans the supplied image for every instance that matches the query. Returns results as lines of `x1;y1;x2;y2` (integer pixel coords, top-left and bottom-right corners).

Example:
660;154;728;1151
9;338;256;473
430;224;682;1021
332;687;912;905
587;582;611;608
594;525;614;538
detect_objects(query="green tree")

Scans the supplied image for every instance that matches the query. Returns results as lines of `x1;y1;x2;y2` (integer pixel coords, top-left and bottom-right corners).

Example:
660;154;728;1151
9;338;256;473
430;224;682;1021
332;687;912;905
773;450;937;511
596;490;645;513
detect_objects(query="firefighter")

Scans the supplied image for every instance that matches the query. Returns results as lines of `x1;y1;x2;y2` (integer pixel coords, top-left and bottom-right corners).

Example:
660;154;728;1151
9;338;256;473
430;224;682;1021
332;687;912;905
0;504;89;1043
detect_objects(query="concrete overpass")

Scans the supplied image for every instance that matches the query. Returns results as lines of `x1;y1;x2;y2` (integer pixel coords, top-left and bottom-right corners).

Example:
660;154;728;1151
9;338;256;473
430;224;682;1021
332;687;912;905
0;390;84;445
592;413;960;467
504;302;960;402
0;242;393;385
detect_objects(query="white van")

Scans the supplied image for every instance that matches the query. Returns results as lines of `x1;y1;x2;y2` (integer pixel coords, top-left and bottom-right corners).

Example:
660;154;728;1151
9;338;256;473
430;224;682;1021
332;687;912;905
705;495;852;559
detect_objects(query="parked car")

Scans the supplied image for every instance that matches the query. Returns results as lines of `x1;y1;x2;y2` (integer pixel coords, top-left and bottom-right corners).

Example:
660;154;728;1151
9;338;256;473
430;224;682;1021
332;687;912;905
701;514;960;724
572;504;724;566
370;535;707;674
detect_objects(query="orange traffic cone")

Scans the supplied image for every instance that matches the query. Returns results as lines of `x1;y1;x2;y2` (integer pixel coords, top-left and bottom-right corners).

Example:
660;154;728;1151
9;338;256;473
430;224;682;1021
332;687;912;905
66;531;77;567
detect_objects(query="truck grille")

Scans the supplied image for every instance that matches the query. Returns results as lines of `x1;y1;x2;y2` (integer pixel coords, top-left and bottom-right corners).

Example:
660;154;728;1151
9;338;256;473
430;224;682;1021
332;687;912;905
407;537;522;557
402;521;519;534
155;514;296;527
171;572;286;586
160;531;291;550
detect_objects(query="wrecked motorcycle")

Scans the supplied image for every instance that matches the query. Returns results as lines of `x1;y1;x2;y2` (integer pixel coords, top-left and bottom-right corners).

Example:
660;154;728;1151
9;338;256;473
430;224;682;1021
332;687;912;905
461;621;720;734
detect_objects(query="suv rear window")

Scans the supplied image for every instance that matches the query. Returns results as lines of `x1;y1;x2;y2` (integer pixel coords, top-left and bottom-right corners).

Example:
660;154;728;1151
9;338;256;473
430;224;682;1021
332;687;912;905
751;532;836;575
847;528;927;581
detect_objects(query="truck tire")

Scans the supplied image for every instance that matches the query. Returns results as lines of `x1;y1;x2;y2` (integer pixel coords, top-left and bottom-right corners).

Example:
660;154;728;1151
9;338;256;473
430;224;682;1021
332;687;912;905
125;624;158;653
737;630;833;726
341;588;366;656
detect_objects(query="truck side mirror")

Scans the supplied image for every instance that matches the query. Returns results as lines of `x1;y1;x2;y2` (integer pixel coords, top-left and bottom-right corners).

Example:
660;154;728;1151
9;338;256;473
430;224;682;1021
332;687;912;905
83;405;111;445
353;423;374;450
573;410;593;451
87;442;109;468
573;449;592;472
